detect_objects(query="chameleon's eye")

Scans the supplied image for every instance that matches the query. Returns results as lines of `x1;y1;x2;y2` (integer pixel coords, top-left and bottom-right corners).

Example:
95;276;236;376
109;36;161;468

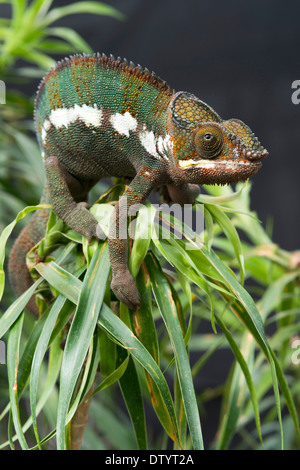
194;125;223;158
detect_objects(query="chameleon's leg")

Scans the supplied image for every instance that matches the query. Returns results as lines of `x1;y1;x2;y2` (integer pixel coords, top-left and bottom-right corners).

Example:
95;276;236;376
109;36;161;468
44;156;100;241
109;167;159;310
166;183;200;205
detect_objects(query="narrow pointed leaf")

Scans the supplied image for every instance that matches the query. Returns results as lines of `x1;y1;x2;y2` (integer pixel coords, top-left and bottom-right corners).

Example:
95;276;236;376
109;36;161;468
30;295;66;448
215;315;262;446
0;279;42;339
7;314;28;449
145;252;203;450
206;203;245;284
41;1;125;27
117;349;147;450
97;303;180;445
56;243;110;449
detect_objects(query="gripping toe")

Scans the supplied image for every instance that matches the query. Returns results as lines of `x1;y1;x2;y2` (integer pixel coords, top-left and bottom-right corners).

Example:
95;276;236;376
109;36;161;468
111;271;140;310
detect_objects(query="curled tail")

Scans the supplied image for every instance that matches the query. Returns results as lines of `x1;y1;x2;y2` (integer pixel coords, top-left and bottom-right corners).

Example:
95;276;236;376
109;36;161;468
8;189;50;316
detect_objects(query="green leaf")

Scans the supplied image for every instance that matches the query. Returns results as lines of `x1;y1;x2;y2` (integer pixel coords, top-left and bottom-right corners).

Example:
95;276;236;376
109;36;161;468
11;0;27;27
118;350;147;450
17;48;56;68
197;181;248;205
145;252;204;450
36;39;75;54
30;295;66;449
41;1;125;27
98;325;117;378
0;279;43;340
259;272;300;320
27;0;53;21
205;203;245;284
91;352;129;397
0;336;63;450
46;26;93;54
270;348;300;445
7;313;28;449
181;237;267;348
131;265;159;362
67;333;99;427
35;261;82;303
130;265;179;441
12;131;45;184
204;205;214;250
129;202;156;278
56;243;110;449
98;286;116;378
215;316;262;448
97;303;180;446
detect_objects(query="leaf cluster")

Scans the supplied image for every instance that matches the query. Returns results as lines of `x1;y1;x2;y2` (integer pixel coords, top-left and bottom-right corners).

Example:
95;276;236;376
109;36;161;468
0;181;299;450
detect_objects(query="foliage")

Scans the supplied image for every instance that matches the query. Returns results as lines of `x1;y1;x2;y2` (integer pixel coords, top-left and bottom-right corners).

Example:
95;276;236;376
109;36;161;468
0;0;300;452
0;0;124;73
0;180;300;450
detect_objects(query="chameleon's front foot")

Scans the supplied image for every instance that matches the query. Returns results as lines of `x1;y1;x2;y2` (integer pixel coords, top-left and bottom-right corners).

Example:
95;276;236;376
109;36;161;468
111;270;140;310
63;204;99;242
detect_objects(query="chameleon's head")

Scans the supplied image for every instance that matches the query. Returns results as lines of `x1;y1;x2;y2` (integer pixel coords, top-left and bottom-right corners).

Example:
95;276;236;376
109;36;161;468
169;92;268;185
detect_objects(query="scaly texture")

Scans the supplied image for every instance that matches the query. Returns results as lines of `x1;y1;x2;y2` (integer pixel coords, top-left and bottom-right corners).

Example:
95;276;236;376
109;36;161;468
9;53;268;312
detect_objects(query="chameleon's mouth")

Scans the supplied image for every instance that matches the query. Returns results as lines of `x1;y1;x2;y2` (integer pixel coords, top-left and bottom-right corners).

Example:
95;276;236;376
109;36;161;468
178;142;268;171
177;150;266;185
178;158;262;170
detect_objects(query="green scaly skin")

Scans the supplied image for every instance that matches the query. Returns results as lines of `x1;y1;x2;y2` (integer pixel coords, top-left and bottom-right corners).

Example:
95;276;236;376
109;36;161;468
8;53;268;313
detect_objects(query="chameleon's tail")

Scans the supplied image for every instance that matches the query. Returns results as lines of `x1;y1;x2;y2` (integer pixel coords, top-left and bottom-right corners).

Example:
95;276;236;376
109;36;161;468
8;188;50;316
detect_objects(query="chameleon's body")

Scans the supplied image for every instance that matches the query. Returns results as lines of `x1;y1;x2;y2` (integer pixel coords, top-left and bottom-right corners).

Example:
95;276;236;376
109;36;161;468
8;53;268;313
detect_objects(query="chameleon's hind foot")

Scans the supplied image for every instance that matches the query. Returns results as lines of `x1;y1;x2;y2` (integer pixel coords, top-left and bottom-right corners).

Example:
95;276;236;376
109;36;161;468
111;270;140;311
167;183;200;205
157;185;172;203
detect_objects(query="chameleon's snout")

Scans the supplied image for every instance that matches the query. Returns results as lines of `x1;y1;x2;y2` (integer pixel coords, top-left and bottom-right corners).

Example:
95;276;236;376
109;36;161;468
223;118;269;163
230;133;269;162
243;147;268;162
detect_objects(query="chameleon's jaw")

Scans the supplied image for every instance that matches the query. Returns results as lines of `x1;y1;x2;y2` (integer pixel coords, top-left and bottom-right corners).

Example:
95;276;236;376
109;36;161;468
177;148;267;185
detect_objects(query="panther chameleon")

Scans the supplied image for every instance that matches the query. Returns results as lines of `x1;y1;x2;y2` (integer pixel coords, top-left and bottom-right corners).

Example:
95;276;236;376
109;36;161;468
8;53;268;314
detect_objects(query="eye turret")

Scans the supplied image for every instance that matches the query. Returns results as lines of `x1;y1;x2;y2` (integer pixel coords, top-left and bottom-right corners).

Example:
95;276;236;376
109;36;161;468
194;124;223;159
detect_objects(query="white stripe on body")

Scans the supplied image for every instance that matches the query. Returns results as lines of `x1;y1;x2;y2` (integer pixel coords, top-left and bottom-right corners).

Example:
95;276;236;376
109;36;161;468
41;105;173;164
110;111;138;137
41;103;103;144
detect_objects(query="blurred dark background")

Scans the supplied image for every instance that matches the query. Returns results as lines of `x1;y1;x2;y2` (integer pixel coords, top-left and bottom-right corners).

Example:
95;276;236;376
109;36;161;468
1;0;300;448
6;0;300;251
